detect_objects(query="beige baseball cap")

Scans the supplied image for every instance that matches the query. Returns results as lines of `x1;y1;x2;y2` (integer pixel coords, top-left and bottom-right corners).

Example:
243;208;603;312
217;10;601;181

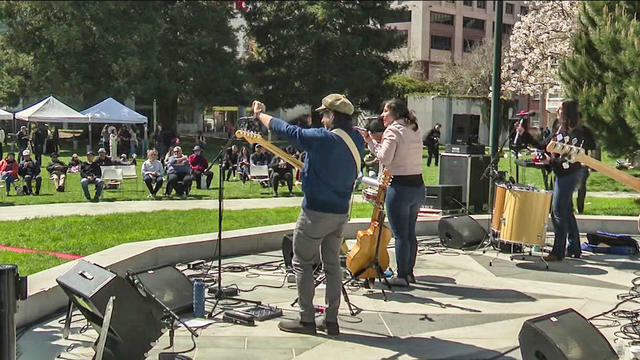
315;94;355;116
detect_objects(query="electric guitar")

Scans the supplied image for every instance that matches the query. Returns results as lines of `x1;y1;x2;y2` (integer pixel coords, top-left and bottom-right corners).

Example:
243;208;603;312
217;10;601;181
546;140;640;192
235;130;303;170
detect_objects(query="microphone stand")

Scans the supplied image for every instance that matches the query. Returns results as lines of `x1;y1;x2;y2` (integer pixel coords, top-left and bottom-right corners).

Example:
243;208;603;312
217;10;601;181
207;137;261;318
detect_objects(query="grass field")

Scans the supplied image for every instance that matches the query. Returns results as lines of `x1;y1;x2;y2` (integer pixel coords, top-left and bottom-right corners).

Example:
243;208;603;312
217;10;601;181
1;143;638;206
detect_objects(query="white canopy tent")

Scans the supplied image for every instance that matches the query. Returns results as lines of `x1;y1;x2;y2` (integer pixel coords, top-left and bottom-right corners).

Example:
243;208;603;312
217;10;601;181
0;108;12;120
81;97;148;149
15;96;88;123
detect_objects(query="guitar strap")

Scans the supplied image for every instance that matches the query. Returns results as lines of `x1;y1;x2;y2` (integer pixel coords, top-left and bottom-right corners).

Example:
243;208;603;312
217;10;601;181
332;128;361;176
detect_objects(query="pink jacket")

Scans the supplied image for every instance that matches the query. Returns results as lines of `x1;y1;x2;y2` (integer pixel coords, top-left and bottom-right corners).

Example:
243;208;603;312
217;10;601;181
367;120;423;176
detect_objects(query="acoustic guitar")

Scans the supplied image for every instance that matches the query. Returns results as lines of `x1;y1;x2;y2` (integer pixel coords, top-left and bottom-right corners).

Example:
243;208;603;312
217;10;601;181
546;140;640;192
346;169;392;279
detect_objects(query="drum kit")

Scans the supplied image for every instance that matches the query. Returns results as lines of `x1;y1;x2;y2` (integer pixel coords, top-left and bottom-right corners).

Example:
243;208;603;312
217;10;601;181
490;182;552;267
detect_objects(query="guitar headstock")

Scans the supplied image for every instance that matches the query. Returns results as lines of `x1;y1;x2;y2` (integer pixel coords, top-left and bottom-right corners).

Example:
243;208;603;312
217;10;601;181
546;140;586;163
235;130;263;143
379;169;392;188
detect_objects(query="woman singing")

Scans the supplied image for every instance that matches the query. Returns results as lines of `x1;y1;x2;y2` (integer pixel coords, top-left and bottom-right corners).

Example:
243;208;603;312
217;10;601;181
360;99;425;287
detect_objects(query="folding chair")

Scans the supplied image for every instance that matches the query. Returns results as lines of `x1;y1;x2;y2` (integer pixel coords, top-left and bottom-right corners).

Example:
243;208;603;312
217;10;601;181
249;164;270;189
115;165;139;191
100;167;123;192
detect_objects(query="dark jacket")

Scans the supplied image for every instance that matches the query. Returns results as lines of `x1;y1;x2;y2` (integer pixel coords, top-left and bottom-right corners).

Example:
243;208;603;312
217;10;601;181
46;160;68;175
18;159;40;177
423;128;440;148
269;156;293;177
81;161;102;178
95;156;113;167
16;130;29;149
250;152;269;166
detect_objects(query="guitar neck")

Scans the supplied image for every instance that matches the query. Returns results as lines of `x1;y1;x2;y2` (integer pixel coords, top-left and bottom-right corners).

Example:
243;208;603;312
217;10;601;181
576;154;640;192
236;132;303;169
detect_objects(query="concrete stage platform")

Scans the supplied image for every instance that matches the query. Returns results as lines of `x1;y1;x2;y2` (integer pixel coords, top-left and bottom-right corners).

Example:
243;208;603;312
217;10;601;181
18;234;640;360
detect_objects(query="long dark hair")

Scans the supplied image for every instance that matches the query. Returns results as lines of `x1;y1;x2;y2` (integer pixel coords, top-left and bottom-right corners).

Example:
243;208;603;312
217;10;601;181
560;99;581;130
330;110;354;130
384;98;419;130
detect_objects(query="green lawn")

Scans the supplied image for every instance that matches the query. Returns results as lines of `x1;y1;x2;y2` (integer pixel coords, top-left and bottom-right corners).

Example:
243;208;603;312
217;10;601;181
0;251;69;276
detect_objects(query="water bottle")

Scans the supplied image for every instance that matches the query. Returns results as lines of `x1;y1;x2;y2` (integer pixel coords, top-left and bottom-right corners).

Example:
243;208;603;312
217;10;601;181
193;278;205;318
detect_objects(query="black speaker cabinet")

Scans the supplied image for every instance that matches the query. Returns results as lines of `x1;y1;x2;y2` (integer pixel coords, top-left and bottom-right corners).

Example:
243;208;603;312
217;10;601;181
56;260;165;360
451;114;480;145
438;215;487;249
439;153;490;212
130;265;193;314
424;185;463;210
519;308;617;360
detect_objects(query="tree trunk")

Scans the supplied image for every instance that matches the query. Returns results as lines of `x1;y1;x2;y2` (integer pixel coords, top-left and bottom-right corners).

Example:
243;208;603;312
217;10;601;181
158;95;178;134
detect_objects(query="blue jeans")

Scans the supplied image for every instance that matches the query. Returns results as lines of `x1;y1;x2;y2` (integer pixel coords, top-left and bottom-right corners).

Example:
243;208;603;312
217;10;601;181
81;177;104;200
2;173;15;192
550;169;584;258
385;183;425;279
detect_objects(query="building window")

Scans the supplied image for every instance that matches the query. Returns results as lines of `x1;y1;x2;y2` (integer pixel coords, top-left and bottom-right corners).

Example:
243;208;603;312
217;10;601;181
431;12;454;26
388;10;412;23
502;24;512;34
463;17;485;30
431;35;452;51
505;3;514;14
463;1;473;6
476;1;486;9
463;39;478;52
520;6;529;15
444;0;455;3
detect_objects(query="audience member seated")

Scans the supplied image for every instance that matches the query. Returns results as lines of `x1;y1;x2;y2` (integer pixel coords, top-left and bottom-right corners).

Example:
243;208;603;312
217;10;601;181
165;146;192;199
0;152;18;196
142;149;164;198
164;145;174;165
119;153;137;166
222;145;239;181
68;153;81;173
250;144;270;187
269;155;293;196
188;145;213;189
237;146;250;184
95;148;113;167
46;152;68;192
18;150;41;195
80;151;104;202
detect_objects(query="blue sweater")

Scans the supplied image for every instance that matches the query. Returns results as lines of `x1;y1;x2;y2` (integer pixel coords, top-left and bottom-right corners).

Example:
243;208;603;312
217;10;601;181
269;117;364;214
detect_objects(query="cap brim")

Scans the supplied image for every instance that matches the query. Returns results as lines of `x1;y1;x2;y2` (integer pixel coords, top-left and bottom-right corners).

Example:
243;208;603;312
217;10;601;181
315;105;327;112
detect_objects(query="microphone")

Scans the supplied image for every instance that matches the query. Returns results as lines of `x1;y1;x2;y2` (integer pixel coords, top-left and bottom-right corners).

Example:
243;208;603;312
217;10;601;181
364;116;382;121
238;116;255;121
518;110;536;117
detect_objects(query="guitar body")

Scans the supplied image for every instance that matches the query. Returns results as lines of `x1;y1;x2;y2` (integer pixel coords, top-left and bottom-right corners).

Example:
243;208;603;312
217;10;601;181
346;169;392;279
347;223;392;279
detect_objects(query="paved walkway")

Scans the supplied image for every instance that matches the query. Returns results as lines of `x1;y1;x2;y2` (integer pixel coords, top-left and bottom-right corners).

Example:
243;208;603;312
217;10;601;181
0;191;635;222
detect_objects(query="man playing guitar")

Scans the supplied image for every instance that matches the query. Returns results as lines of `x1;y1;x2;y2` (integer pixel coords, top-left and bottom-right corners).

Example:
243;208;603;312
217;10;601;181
252;94;364;336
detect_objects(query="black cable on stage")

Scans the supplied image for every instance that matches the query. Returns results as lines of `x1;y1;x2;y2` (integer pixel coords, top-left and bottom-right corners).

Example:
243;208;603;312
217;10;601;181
158;332;197;357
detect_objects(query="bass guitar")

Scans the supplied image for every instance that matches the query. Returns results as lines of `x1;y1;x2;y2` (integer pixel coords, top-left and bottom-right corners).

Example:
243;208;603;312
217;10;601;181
346;169;392;279
546;140;640;191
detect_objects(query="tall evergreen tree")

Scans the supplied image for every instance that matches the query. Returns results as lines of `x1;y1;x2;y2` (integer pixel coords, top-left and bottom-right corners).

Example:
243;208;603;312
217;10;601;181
560;1;640;156
243;1;407;112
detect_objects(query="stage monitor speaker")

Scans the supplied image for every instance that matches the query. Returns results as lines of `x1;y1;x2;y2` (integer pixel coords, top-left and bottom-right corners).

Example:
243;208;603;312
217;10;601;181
56;260;165;360
451;114;480;145
438;215;486;249
424;185;463;210
439;153;490;213
519;308;617;360
129;265;193;314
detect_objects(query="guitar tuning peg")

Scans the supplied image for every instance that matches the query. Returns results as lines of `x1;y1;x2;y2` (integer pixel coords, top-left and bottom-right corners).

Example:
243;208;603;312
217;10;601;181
579;140;584;148
564;137;570;144
571;138;578;146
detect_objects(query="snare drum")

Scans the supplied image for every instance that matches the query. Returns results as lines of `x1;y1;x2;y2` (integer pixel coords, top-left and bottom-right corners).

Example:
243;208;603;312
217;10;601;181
500;187;552;246
362;188;378;205
492;183;508;233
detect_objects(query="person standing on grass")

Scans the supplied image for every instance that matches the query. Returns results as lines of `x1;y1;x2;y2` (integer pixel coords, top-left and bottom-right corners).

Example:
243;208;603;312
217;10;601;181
109;127;118;159
18;149;42;196
252;94;364;337
0;152;18;196
16;126;29;162
142;149;164;198
46;153;68;192
423;123;441;167
80;151;104;202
